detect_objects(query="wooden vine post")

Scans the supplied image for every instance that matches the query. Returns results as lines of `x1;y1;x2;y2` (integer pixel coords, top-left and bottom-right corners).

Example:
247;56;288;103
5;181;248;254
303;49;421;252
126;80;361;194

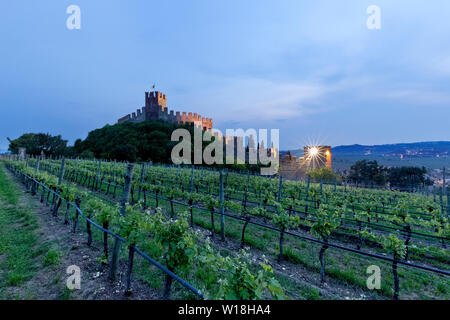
32;157;40;195
109;163;134;281
442;167;448;216
189;166;194;193
439;171;444;214
219;170;225;241
95;159;102;191
306;174;311;200
305;175;311;216
53;158;65;216
392;252;400;300
447;186;450;217
137;162;145;201
58;158;65;185
125;243;136;296
112;160;116;183
277;175;283;203
34;156;40;174
72;197;81;233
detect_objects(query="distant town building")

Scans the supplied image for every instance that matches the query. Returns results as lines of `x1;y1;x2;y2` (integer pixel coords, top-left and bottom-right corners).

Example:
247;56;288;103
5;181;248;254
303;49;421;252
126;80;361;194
280;146;332;180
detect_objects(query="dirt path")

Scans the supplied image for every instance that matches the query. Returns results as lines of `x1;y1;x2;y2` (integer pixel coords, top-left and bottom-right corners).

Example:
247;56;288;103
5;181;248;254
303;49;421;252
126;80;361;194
0;165;159;300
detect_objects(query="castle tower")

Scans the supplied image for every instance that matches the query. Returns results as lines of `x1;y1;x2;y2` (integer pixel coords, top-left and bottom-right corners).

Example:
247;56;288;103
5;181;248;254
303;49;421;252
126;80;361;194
145;91;167;111
117;90;212;130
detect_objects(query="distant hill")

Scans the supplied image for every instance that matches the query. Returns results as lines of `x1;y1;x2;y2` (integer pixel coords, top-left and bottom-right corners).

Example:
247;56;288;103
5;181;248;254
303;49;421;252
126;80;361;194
332;141;450;157
282;141;450;170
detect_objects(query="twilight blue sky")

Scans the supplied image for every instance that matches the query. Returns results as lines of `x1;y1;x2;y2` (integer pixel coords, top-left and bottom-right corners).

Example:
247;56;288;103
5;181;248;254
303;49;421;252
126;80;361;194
1;0;450;151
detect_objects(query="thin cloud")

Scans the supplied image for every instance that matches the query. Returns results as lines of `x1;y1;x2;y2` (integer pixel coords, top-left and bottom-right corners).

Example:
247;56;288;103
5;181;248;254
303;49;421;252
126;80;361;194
184;78;327;123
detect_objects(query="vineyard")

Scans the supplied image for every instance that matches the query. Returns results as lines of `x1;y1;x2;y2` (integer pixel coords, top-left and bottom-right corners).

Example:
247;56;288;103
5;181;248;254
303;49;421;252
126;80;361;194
2;156;449;300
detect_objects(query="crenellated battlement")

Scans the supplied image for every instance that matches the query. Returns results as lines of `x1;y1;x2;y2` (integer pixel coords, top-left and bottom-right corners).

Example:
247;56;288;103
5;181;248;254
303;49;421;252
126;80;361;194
118;91;213;130
145;91;167;109
118;114;131;123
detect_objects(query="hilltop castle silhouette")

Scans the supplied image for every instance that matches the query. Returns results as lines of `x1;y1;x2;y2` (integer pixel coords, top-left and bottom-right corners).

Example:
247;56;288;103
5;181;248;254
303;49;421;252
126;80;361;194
118;91;213;131
117;90;331;178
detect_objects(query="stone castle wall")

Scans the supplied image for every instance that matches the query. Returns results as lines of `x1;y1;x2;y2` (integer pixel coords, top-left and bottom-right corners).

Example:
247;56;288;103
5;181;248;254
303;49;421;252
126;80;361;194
118;91;213;131
280;154;308;180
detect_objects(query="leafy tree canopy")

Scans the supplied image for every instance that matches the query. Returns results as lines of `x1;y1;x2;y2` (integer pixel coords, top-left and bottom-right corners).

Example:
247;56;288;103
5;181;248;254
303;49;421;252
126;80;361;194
7;133;68;156
348;160;387;186
74;121;188;163
347;159;432;188
306;166;341;182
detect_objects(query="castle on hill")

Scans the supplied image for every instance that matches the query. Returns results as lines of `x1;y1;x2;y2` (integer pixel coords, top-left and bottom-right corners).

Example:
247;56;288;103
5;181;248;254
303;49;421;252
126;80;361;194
117;90;332;179
118;91;213;131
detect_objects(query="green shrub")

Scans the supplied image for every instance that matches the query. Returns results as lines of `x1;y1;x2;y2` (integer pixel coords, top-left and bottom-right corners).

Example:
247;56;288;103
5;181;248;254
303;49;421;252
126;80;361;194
43;249;59;266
